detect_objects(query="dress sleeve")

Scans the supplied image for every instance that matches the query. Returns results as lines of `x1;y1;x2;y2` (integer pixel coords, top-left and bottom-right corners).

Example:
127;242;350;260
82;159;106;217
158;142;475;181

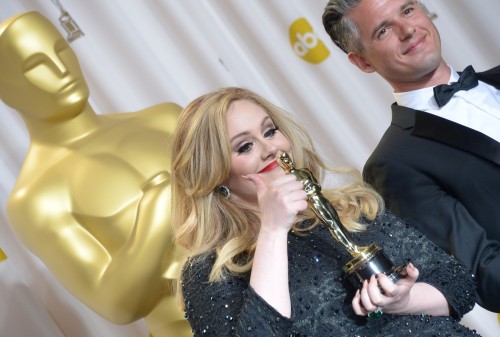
364;212;477;319
182;254;294;337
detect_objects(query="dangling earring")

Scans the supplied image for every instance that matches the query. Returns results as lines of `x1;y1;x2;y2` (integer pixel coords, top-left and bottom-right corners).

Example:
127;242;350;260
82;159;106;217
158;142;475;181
216;185;231;199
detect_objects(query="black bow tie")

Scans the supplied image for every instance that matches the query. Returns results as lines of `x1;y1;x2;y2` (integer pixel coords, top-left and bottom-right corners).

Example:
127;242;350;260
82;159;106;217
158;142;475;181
433;65;479;107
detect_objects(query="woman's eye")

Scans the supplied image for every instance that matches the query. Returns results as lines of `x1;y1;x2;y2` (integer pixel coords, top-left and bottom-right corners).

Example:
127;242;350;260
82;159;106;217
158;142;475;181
264;127;278;138
237;142;253;154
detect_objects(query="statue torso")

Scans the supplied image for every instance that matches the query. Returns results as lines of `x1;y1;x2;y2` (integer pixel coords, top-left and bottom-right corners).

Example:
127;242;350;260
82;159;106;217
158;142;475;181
9;109;175;256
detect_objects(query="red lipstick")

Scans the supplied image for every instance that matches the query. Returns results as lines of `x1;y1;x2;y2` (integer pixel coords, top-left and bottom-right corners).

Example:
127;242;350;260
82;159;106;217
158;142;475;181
259;160;279;173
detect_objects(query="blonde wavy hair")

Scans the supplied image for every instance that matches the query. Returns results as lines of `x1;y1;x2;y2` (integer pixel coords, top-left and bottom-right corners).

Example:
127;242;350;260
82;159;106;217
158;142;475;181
171;87;383;288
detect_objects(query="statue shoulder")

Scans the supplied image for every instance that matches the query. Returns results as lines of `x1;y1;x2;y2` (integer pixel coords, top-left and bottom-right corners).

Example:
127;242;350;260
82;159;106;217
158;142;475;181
106;102;183;134
140;102;182;119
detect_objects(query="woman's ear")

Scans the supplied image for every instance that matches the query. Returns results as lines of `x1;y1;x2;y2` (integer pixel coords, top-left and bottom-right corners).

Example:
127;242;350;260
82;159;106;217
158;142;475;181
347;52;376;73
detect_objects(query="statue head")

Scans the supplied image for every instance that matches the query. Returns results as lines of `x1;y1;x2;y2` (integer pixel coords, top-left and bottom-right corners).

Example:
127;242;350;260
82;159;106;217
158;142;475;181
0;11;89;121
277;152;295;173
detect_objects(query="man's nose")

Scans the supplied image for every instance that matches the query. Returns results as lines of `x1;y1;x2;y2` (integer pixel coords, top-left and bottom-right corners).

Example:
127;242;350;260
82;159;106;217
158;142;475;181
397;20;416;40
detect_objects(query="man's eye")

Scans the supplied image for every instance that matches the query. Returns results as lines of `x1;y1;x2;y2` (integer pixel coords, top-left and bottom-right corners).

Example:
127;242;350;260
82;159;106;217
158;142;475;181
377;28;387;38
403;7;414;16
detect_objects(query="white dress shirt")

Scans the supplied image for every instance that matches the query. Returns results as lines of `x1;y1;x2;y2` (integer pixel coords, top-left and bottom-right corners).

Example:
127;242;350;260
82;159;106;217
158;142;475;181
394;65;500;143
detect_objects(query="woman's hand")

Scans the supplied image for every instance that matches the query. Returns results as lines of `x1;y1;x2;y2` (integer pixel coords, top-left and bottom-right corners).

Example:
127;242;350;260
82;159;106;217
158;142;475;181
352;263;420;316
246;172;307;318
245;172;308;232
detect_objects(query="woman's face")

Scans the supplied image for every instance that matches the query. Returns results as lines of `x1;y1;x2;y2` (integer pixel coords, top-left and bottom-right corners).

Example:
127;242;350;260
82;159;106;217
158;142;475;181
224;99;291;208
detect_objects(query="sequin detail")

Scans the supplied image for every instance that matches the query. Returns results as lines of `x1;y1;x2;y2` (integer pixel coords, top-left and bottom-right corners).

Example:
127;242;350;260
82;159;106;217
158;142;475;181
182;211;478;336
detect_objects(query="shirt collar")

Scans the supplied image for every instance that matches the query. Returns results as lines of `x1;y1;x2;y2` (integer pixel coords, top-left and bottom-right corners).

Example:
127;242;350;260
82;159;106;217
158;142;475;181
393;65;458;110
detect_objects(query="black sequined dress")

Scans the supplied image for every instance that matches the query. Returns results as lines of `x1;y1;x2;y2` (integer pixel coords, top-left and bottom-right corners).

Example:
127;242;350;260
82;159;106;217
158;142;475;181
182;211;479;336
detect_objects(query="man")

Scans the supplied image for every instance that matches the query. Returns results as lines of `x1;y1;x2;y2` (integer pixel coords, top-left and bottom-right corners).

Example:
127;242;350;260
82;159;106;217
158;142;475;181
0;11;191;336
322;0;500;312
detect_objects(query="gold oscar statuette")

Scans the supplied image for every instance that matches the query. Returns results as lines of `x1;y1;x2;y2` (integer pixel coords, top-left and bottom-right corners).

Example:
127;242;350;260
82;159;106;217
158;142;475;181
277;152;406;289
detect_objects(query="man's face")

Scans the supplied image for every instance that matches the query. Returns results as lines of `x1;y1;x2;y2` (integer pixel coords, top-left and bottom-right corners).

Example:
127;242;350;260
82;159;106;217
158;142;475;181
0;13;89;119
347;0;443;92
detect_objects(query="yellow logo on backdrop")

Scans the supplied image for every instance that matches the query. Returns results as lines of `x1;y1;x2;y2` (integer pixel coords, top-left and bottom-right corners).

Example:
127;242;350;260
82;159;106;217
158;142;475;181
289;18;330;64
0;248;6;262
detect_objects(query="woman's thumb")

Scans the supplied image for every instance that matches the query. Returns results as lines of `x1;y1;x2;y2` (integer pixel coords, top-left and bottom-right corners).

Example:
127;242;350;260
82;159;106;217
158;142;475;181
243;174;266;195
406;262;419;282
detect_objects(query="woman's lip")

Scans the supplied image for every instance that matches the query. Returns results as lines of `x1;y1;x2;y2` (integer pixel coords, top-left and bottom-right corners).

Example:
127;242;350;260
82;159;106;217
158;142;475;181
259;160;279;173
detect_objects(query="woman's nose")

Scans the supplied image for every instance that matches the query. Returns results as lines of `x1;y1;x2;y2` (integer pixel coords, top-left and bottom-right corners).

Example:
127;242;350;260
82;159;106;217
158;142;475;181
262;142;277;158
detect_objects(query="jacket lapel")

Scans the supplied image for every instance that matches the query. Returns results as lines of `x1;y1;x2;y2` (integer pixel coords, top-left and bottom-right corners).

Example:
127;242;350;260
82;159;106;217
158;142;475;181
391;105;500;166
389;66;500;166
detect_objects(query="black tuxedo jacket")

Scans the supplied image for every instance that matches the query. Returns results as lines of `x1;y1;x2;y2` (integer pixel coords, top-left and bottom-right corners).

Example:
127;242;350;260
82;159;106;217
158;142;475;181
363;66;500;312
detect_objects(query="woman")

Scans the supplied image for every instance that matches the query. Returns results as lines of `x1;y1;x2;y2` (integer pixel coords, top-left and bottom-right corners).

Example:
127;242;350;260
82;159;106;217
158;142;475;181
171;87;477;336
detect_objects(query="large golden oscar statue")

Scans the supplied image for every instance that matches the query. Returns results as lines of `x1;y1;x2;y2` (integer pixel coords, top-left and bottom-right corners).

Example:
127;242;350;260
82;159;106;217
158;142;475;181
0;11;191;337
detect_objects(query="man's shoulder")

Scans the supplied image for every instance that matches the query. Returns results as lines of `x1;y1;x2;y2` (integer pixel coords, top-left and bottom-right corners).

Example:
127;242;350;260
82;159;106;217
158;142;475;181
368;108;416;155
364;107;429;172
477;65;500;75
477;65;500;88
389;103;417;128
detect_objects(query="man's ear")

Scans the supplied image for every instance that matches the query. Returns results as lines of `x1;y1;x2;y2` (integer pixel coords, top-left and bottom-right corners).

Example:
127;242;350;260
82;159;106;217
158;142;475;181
347;52;376;73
